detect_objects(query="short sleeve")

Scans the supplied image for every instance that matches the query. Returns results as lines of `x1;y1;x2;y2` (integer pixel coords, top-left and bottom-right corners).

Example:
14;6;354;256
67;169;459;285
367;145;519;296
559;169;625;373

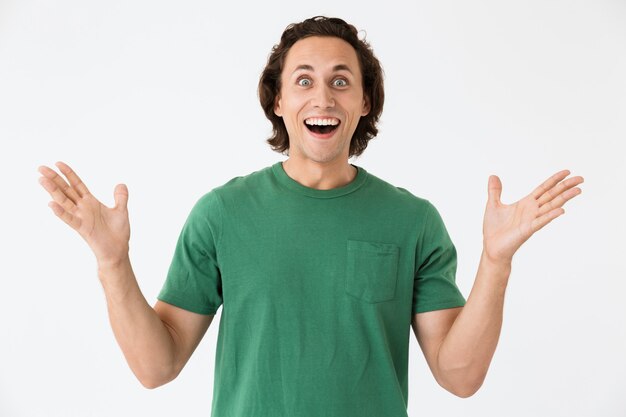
157;191;224;315
412;201;466;314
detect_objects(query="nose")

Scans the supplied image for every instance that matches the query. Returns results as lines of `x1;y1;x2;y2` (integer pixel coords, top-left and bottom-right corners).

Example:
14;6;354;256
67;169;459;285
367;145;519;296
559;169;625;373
311;83;335;108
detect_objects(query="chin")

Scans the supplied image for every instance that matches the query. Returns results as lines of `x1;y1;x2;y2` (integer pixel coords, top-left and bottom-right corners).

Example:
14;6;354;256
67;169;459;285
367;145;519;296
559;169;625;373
305;151;345;164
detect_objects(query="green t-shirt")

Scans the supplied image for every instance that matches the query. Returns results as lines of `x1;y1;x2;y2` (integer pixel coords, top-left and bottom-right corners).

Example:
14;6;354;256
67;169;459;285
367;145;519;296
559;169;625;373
158;161;465;417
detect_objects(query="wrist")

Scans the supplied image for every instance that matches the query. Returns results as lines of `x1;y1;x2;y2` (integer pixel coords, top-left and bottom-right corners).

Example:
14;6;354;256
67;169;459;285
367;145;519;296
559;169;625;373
97;255;135;301
97;254;131;276
478;251;512;288
480;243;513;268
481;252;512;269
96;252;130;271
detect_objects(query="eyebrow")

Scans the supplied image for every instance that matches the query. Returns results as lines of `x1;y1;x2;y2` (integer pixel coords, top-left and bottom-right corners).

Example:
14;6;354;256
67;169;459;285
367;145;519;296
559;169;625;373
291;64;354;75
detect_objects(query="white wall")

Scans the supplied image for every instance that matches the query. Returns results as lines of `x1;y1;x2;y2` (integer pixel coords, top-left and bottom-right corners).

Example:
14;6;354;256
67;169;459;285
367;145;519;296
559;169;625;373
1;0;624;416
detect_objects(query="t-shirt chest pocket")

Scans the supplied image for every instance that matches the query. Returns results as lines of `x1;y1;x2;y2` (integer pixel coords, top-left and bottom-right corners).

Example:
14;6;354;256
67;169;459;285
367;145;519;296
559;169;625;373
345;240;400;303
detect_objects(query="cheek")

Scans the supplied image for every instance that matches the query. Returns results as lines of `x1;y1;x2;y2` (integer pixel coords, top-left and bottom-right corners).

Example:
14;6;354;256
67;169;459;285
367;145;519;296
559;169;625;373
282;99;306;121
281;107;301;132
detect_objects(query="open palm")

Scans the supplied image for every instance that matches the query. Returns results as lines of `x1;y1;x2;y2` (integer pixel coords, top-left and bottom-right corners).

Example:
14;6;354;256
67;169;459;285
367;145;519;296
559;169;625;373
482;170;584;263
38;161;130;266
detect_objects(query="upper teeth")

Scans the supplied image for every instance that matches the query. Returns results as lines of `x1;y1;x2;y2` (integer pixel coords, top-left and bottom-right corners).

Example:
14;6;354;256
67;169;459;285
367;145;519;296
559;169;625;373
305;118;339;126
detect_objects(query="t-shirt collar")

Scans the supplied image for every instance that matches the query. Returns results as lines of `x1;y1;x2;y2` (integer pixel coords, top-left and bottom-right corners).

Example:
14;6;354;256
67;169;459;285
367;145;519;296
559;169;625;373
271;161;369;199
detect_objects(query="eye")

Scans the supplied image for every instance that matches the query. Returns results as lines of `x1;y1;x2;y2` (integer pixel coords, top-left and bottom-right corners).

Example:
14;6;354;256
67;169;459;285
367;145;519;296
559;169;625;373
333;78;348;87
297;78;312;87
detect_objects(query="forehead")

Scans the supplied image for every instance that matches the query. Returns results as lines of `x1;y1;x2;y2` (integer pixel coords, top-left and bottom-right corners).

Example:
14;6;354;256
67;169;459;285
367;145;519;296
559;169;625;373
283;36;361;74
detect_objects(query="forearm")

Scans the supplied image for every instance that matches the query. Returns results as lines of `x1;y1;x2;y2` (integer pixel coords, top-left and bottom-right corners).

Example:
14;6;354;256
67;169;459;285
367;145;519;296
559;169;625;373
436;251;511;396
98;257;177;388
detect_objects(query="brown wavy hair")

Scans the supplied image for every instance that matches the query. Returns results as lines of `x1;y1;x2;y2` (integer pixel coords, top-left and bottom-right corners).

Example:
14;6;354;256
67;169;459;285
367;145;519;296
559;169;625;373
258;16;385;158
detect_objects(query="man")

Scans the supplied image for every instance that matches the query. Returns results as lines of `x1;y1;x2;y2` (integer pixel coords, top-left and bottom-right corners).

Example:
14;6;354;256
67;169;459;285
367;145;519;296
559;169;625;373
38;16;583;417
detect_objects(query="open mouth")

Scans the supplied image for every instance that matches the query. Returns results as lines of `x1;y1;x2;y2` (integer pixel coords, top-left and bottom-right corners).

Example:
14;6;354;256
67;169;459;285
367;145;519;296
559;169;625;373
304;118;341;135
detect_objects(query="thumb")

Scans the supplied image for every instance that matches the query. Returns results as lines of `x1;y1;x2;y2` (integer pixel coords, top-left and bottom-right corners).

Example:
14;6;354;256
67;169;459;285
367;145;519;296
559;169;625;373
488;175;502;206
113;183;129;210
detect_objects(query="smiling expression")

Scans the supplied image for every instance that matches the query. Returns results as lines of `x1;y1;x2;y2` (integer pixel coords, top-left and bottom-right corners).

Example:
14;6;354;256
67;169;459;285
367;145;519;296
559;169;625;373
274;36;370;165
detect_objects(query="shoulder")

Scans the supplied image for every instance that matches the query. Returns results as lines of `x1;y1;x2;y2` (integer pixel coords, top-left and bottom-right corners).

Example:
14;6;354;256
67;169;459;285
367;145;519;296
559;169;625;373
362;168;435;214
200;164;271;196
217;164;274;192
191;164;274;208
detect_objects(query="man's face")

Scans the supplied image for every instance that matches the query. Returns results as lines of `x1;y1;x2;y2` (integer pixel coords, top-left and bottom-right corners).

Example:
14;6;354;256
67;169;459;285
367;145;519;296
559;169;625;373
274;36;370;165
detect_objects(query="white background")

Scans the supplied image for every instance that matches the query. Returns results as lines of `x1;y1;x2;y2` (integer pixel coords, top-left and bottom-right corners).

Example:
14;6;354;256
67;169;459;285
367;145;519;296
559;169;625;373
1;0;625;416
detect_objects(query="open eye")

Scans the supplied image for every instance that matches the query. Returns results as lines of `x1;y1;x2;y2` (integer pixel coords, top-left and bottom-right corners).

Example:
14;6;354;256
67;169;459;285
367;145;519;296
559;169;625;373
297;78;312;87
333;78;348;87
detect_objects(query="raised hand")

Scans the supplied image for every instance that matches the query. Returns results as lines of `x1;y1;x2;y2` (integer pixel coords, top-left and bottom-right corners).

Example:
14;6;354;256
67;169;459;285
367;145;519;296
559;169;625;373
38;161;131;268
482;170;584;264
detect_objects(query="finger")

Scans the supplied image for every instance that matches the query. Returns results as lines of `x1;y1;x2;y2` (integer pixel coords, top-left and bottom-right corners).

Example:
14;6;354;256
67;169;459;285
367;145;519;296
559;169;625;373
538;186;583;217
47;200;82;231
531;170;571;201
488;175;502;206
531;207;565;234
55;161;91;198
114;184;129;210
537;175;584;207
38;176;78;213
38;165;81;204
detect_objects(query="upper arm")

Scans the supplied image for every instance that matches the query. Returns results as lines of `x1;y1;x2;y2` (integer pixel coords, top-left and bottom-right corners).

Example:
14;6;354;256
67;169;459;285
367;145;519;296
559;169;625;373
411;307;462;382
154;300;215;377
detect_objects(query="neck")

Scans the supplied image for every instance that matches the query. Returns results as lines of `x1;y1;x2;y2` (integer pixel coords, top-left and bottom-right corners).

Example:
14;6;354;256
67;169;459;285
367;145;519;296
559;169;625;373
282;158;357;190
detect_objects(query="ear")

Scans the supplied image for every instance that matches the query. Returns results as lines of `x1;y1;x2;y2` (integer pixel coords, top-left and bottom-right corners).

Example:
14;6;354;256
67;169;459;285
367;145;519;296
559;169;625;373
274;95;282;117
361;95;371;116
